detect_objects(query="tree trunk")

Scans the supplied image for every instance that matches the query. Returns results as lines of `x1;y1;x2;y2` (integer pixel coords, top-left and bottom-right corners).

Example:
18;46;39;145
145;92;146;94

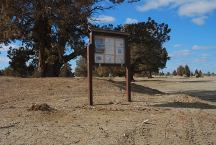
37;46;45;77
148;71;153;78
35;15;52;77
130;68;135;82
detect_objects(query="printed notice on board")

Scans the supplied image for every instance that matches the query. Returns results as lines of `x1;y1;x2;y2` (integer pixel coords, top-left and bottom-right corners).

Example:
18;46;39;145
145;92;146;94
105;55;114;63
95;54;104;63
105;38;115;55
95;37;105;53
94;36;125;64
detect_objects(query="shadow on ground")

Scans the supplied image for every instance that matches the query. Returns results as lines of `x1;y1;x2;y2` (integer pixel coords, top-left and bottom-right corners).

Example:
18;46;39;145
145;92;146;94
167;90;216;102
137;79;213;83
182;90;216;102
107;80;164;95
135;79;216;102
153;101;216;109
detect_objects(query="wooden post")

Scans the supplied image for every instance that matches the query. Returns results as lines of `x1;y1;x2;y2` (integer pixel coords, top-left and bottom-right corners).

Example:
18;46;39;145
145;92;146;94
125;37;131;102
88;28;130;105
87;32;93;106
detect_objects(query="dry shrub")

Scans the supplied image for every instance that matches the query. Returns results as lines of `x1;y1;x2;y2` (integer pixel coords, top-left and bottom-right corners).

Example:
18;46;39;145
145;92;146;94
28;103;55;112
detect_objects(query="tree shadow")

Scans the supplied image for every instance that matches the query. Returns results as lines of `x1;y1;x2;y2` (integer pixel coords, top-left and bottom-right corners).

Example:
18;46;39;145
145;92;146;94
107;80;164;95
182;90;216;102
137;79;212;83
133;79;215;102
153;101;216;109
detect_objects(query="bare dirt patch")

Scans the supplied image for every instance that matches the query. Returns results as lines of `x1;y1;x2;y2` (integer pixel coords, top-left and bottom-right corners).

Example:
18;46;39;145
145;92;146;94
0;76;215;145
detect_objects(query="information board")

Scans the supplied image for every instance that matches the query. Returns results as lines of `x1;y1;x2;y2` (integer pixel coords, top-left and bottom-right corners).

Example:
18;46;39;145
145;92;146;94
94;36;125;64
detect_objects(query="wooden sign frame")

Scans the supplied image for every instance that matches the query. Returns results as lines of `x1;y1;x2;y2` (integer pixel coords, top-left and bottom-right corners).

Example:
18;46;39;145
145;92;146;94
88;28;131;105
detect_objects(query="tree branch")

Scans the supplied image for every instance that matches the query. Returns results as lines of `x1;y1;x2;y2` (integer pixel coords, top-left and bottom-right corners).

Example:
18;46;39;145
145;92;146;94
64;47;86;62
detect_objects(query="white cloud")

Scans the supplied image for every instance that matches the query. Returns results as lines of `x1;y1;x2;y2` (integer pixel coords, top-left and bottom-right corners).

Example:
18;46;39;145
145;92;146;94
136;0;216;26
90;15;115;23
178;1;216;17
137;0;176;12
171;49;191;58
173;44;182;48
192;45;216;50
125;18;138;24
191;16;207;26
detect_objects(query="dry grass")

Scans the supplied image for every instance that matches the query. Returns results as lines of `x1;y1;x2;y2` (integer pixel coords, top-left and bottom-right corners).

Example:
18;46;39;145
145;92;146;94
0;76;216;145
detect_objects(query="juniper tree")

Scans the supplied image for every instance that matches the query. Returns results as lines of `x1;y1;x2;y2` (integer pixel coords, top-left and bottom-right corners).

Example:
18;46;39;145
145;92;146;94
0;0;138;77
87;18;171;80
177;65;185;76
7;46;35;76
172;70;177;76
74;56;87;77
123;18;171;79
185;65;190;77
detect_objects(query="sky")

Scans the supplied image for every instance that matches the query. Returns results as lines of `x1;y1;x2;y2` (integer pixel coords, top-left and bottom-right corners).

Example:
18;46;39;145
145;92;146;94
1;0;216;73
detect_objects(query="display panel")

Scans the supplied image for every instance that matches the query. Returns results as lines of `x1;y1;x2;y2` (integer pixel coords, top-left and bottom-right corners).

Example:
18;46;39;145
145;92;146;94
94;36;125;64
95;37;105;53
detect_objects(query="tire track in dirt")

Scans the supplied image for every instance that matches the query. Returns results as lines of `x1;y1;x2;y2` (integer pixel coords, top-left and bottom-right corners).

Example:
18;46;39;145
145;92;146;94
115;108;216;145
116;109;174;145
195;110;216;145
184;111;197;145
181;109;216;145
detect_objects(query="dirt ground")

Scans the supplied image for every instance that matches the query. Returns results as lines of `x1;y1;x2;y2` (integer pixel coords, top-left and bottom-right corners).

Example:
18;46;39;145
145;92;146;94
0;76;215;145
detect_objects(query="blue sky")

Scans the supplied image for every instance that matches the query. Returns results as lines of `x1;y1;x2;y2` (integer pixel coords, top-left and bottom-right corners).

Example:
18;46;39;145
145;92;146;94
1;0;216;73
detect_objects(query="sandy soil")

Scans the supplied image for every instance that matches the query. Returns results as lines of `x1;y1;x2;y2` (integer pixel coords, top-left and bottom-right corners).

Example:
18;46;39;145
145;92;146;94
0;76;215;145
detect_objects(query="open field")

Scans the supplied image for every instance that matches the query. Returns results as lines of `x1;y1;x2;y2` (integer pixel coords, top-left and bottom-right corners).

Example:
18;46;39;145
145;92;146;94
0;76;216;145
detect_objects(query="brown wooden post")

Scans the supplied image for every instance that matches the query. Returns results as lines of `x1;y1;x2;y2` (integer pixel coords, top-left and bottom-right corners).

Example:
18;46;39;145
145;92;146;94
87;32;93;105
88;28;130;105
125;37;131;102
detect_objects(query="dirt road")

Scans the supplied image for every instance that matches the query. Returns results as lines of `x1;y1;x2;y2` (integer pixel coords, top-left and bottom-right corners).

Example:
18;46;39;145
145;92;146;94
0;76;215;145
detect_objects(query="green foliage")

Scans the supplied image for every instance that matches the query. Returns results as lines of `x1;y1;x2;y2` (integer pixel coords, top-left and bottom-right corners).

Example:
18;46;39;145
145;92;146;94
207;72;211;76
177;65;185;76
124;18;171;78
95;66;110;77
90;18;171;79
59;63;73;77
185;65;190;77
75;57;87;77
194;69;203;78
159;72;165;76
2;67;14;76
166;72;171;76
75;56;125;77
94;66;125;77
7;46;35;76
176;65;191;77
172;70;177;76
199;70;203;77
1;0;138;77
112;66;125;77
2;1;170;77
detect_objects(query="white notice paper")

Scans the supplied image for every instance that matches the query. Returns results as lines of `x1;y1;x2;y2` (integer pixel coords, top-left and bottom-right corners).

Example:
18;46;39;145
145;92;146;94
116;47;124;55
115;55;124;64
116;38;124;48
105;55;114;63
95;54;104;63
105;38;115;55
95;37;105;53
94;36;125;64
